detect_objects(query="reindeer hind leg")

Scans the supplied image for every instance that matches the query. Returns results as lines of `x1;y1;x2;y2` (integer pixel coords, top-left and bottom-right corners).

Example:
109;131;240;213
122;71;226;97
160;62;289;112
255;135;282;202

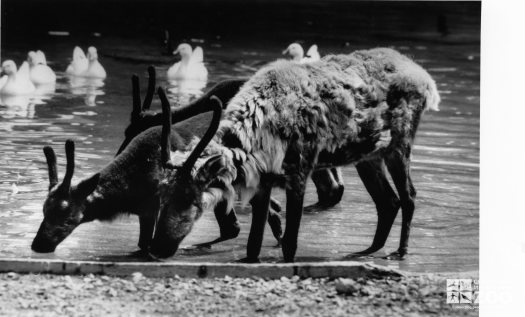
384;147;416;260
347;159;401;258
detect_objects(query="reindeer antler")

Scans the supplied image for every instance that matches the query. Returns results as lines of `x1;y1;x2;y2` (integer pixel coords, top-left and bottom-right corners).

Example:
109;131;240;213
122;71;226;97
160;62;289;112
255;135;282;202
43;146;58;190
130;66;156;123
180;96;223;176
142;66;155;110
158;87;173;167
131;74;141;123
59;140;75;191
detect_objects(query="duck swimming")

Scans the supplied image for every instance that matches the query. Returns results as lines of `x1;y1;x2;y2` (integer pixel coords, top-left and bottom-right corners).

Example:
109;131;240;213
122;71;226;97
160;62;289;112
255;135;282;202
282;43;321;63
0;60;36;95
66;46;89;76
28;50;57;85
83;46;107;79
167;43;208;81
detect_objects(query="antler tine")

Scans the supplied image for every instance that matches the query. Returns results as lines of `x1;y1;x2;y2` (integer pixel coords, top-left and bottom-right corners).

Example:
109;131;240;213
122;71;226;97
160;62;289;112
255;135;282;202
142;66;156;110
180;96;223;176
158;87;173;167
43;146;58;190
131;74;141;122
60;139;75;190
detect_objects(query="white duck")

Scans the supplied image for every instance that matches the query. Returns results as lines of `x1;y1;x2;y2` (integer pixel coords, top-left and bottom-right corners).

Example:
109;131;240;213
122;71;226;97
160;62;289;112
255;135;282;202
0;60;36;95
66;46;89;76
167;43;208;81
83;46;107;79
28;50;56;85
283;43;321;63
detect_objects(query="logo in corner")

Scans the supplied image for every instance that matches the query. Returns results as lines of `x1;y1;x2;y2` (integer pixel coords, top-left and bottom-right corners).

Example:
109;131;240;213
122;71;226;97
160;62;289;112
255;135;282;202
447;279;479;305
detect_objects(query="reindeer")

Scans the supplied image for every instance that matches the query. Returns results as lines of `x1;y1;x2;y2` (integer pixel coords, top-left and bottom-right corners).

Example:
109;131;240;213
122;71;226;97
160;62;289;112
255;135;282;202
31;69;252;253
115;67;345;247
148;48;440;262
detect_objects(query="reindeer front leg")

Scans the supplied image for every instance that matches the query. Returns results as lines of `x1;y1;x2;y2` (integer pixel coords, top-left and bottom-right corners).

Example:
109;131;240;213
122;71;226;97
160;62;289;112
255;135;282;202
281;172;309;262
239;180;273;263
306;168;345;212
192;201;241;249
137;214;155;254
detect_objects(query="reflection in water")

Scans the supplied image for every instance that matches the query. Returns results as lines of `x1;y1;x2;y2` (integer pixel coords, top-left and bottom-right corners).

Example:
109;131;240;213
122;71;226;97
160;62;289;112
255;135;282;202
168;78;206;105
0;85;56;119
67;76;105;106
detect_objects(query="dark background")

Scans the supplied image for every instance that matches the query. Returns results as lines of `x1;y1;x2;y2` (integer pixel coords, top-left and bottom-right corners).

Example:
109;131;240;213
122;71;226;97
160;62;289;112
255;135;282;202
2;1;480;50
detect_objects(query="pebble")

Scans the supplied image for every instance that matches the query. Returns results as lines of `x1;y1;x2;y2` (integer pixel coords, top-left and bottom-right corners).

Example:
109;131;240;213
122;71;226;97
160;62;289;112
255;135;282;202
335;278;360;295
131;272;144;283
0;273;477;317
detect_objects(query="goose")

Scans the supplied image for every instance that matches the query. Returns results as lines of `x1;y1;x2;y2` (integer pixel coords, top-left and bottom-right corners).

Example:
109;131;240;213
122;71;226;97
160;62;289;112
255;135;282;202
167;43;208;81
83;46;107;79
28;50;57;85
66;46;89;76
282;43;321;63
0;60;36;95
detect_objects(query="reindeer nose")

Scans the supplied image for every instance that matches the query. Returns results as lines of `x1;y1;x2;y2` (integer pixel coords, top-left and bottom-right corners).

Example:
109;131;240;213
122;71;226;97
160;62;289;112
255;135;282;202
148;241;179;259
31;238;57;253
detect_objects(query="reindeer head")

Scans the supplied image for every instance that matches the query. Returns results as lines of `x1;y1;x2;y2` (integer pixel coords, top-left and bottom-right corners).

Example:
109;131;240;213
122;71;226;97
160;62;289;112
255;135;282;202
148;88;234;258
31;141;100;253
116;66;156;155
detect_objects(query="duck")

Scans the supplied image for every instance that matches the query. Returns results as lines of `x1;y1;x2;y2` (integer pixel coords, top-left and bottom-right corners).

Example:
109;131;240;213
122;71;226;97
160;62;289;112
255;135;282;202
283;43;321;63
0;60;36;95
83;46;107;79
28;50;57;85
66;46;89;76
167;43;208;81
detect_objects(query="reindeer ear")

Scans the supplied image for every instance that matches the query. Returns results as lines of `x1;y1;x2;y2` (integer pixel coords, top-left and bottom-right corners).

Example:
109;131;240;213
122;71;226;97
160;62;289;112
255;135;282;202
74;173;100;198
196;154;229;185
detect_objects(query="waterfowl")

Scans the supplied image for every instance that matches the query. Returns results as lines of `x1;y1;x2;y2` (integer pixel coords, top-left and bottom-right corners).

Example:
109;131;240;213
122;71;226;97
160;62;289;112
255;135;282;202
167;43;208;81
0;60;36;95
283;43;321;63
83;46;107;79
28;50;57;85
66;46;89;76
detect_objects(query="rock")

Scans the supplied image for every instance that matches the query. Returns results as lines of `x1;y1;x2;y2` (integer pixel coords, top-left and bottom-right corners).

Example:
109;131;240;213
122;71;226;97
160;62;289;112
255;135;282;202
335;278;360;295
6;272;18;279
131;272;144;283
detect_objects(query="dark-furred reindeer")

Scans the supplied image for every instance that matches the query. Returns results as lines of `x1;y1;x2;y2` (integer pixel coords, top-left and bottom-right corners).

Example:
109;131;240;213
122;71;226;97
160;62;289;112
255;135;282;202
149;48;440;262
31;69;253;253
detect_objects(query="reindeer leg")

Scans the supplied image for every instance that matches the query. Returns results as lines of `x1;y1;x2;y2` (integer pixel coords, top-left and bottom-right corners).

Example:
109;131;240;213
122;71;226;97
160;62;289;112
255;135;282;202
305;168;344;212
281;173;308;263
347;159;401;258
192;201;241;249
268;208;283;247
133;214;155;256
384;147;416;260
238;182;273;263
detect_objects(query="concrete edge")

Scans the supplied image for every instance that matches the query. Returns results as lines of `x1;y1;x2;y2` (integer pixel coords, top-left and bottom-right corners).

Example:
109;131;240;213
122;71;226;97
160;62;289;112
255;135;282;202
0;258;405;279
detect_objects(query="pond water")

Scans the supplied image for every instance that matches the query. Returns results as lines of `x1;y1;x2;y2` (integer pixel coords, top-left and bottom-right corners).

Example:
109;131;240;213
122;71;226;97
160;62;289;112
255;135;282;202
0;1;479;273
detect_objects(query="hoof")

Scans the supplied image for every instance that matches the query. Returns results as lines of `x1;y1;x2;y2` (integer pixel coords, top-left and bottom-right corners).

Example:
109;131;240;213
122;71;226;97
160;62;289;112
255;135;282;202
146;253;167;262
130;249;150;258
383;250;407;260
189;243;213;250
304;202;331;213
237;257;260;264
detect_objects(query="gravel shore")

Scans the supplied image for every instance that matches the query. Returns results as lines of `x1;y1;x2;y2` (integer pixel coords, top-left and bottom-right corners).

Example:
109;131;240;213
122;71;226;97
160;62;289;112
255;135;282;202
0;272;478;316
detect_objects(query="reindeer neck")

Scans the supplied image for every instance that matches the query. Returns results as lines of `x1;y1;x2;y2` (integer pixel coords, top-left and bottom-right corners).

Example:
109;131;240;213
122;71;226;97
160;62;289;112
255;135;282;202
82;185;126;222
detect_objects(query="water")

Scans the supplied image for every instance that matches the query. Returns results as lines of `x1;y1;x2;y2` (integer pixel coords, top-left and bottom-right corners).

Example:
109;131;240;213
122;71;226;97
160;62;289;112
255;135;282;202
0;1;479;273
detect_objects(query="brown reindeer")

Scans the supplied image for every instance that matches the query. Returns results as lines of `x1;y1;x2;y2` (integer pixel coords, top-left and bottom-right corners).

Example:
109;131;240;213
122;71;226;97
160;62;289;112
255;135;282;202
149;48;440;262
